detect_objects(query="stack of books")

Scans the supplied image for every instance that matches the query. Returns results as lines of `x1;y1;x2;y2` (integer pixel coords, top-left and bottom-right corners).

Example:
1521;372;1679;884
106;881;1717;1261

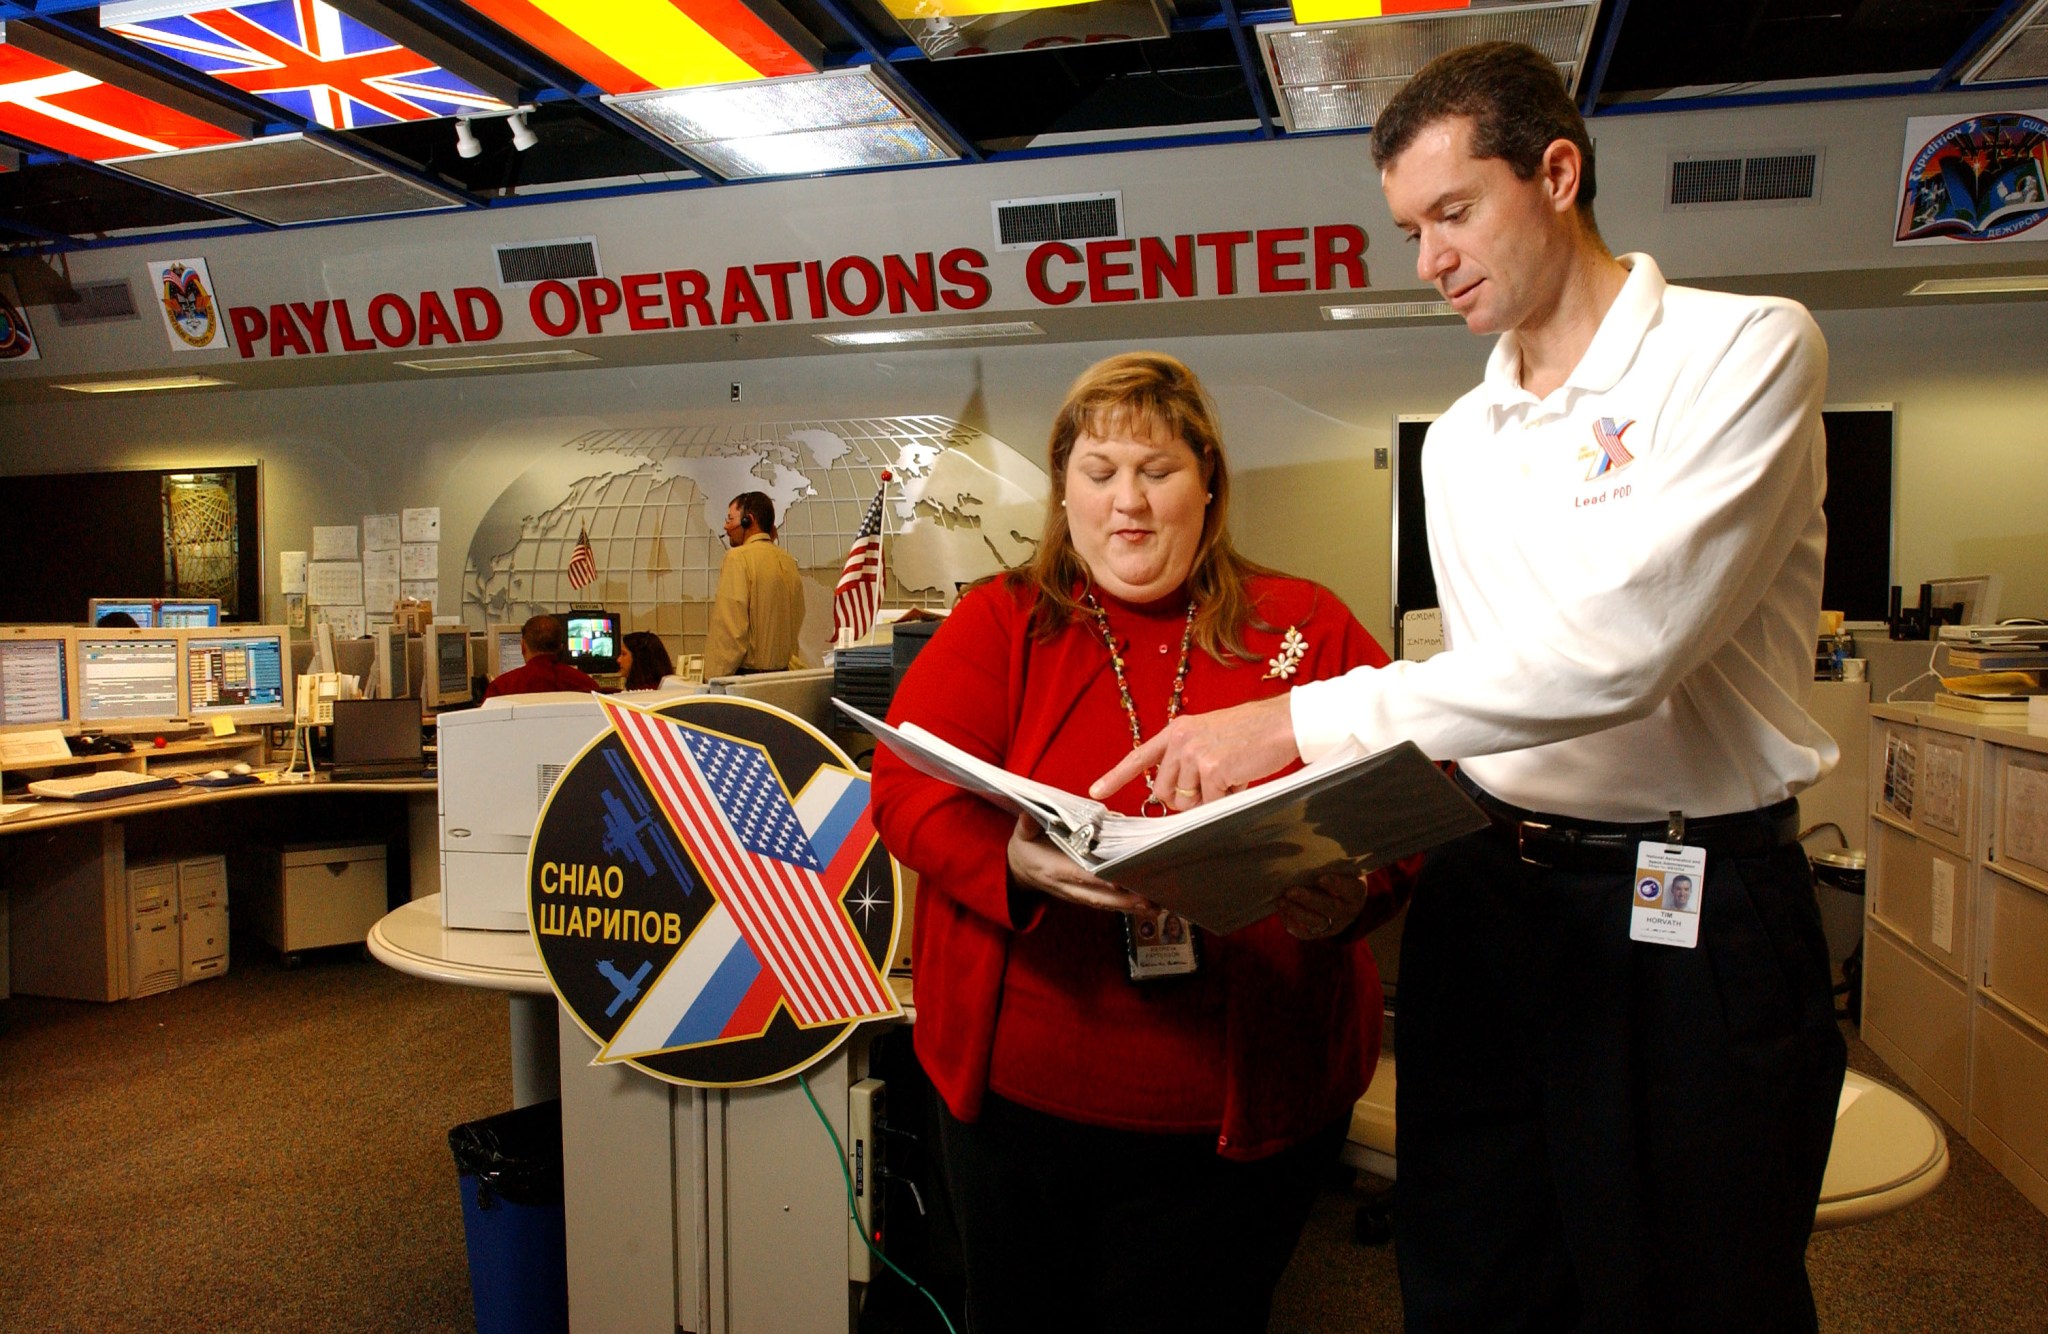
1935;626;2048;716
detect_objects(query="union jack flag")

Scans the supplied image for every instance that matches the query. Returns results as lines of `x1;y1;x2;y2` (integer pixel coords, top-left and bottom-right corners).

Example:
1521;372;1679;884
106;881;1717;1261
832;471;890;647
1589;416;1635;479
0;45;244;160
599;698;895;1029
567;524;597;590
106;0;507;129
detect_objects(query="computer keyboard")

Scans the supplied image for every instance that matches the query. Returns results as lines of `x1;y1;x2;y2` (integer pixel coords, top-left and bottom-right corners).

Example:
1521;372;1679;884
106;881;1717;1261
27;770;180;801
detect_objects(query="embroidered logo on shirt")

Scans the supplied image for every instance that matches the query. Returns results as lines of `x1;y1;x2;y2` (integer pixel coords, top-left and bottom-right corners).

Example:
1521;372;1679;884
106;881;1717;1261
1582;417;1636;481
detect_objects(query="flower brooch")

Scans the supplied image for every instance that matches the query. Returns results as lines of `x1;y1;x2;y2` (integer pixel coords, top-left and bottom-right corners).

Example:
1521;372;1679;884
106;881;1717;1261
1263;626;1307;680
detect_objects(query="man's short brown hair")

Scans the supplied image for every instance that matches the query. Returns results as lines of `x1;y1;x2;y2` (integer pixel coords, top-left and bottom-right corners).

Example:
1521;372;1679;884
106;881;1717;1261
521;613;566;656
1370;41;1597;219
730;491;777;537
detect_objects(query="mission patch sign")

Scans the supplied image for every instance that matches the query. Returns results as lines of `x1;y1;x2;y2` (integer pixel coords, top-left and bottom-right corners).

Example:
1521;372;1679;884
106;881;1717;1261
531;695;901;1087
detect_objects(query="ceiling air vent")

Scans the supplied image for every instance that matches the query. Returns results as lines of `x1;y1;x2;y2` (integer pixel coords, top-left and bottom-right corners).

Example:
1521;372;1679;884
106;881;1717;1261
1667;150;1822;210
1963;0;2048;84
494;237;601;287
991;192;1123;252
51;279;140;326
106;134;463;225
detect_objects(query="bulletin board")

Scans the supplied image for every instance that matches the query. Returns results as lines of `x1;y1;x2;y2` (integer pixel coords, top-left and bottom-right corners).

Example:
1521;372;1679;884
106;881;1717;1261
0;463;261;623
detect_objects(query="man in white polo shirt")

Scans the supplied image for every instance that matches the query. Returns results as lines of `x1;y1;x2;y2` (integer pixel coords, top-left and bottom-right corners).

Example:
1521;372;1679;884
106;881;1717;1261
1096;41;1847;1333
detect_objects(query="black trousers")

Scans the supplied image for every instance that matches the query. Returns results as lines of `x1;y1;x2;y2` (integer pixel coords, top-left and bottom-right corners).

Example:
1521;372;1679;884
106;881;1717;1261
1395;821;1847;1334
932;1090;1346;1334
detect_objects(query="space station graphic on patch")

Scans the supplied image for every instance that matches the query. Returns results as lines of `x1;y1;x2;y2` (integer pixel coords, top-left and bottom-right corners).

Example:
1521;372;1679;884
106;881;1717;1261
530;695;901;1088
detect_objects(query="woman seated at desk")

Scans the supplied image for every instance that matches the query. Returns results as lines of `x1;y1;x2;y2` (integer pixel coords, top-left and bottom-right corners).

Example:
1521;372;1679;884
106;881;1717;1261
871;352;1408;1334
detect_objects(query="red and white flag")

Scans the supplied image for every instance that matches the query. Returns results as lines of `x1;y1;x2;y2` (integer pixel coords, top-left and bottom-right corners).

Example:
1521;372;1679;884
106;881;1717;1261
832;471;890;647
566;523;597;590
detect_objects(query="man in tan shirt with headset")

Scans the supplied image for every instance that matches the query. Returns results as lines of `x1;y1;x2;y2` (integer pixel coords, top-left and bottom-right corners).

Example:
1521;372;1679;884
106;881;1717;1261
705;491;805;678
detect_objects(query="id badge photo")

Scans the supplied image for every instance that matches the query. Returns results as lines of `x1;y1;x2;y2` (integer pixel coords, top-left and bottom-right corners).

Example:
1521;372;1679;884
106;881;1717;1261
1124;906;1200;981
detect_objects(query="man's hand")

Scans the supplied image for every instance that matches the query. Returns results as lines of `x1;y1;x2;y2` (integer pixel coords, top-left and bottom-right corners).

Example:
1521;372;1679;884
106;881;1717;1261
1007;815;1150;913
1279;871;1369;941
1090;694;1300;810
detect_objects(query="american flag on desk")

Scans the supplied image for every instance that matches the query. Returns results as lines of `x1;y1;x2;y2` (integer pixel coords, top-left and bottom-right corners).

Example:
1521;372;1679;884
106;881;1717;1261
566;524;597;591
832;471;890;647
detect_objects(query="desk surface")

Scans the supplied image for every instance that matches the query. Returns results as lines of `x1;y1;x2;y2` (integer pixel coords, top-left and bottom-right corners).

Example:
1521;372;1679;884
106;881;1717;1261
369;894;552;994
0;772;435;834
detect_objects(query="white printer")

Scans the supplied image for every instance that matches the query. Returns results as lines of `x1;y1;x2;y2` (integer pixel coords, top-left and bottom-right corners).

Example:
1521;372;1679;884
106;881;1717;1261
437;687;699;930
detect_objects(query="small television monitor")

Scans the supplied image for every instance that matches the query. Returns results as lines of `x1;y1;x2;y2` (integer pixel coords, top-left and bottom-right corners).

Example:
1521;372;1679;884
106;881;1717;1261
155;599;221;628
76;628;187;734
88;598;159;627
372;624;411;699
564;610;620;673
422;623;474;711
0;625;80;736
1925;574;2001;628
184;625;293;728
487;622;526;679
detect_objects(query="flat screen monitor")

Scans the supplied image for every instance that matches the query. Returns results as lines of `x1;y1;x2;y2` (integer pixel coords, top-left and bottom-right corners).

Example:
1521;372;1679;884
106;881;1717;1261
487;623;526;679
184;625;293;728
88;598;159;628
1925;574;2000;627
564;610;619;673
76;629;186;734
372;625;411;699
156;599;221;628
0;625;79;735
423;623;473;711
331;697;424;771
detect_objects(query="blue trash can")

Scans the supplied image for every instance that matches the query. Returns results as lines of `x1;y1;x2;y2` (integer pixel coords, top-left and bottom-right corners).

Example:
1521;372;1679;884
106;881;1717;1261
449;1099;569;1334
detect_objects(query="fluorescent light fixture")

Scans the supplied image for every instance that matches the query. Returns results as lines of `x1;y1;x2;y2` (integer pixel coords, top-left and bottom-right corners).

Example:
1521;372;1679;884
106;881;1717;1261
1323;300;1456;320
55;374;231;393
395;349;600;371
606;67;957;179
1907;274;2048;296
814;321;1044;347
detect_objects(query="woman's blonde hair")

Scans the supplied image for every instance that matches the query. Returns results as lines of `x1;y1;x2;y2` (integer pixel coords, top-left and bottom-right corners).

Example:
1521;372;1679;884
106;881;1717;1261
1013;351;1269;660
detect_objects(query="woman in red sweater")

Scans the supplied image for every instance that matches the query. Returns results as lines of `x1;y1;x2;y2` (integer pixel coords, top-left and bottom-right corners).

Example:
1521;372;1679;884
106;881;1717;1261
870;352;1405;1333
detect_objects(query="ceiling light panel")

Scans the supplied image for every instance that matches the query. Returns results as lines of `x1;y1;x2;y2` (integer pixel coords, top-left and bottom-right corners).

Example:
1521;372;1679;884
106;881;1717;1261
815;321;1042;345
0;37;245;159
101;0;509;128
108;132;464;224
606;68;957;179
1963;0;2048;85
1907;274;2048;296
882;0;1171;62
56;374;231;392
1259;1;1594;135
451;0;816;93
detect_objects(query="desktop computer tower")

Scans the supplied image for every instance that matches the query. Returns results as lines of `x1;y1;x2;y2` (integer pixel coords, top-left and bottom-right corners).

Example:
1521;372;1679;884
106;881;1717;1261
127;862;183;999
179;856;229;984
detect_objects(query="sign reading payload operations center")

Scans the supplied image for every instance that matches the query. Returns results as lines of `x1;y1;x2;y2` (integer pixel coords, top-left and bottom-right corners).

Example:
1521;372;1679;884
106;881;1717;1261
531;695;901;1088
221;222;1370;360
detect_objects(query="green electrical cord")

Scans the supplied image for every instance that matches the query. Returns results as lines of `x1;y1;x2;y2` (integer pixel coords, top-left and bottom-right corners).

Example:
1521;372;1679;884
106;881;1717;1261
797;1071;961;1334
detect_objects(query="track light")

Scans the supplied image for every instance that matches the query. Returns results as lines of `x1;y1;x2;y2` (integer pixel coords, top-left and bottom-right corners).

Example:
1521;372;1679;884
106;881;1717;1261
455;117;481;159
507;109;538;152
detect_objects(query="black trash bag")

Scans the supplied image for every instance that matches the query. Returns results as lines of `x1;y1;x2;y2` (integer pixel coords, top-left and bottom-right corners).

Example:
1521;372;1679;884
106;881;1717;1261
449;1099;564;1211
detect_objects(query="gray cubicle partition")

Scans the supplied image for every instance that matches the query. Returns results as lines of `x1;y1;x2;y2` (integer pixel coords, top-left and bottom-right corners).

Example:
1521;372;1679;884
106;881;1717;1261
706;667;838;733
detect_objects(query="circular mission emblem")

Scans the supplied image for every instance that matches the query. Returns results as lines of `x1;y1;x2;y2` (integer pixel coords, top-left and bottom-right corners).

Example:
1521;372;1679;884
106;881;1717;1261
530;695;901;1087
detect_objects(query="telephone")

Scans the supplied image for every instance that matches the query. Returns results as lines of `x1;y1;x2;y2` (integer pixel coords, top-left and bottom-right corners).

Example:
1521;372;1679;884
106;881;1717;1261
295;673;353;726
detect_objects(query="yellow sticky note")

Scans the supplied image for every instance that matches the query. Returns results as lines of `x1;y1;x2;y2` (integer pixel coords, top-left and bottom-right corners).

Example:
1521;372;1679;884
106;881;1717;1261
211;714;238;738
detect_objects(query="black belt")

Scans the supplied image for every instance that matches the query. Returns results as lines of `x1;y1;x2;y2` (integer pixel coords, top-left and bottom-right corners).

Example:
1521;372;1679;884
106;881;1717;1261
1455;771;1800;874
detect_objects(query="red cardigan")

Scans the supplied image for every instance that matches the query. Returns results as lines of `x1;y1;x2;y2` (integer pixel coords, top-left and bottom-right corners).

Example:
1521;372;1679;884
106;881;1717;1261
871;574;1405;1161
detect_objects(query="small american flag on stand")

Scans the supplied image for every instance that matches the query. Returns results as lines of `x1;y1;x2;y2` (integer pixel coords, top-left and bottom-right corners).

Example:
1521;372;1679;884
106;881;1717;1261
567;523;597;590
832;471;890;647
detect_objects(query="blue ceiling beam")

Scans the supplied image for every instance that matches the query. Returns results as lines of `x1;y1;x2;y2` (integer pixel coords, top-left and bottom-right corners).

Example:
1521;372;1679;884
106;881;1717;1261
803;0;985;163
1577;0;1630;116
1216;0;1277;139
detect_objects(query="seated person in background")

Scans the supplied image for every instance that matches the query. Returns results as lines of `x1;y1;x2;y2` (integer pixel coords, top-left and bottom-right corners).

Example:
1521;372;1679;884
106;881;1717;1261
617;631;674;691
869;351;1410;1334
95;611;140;628
482;614;601;700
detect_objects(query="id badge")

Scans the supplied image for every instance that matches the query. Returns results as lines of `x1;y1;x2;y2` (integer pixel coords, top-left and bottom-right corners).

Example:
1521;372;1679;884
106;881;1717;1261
1630;841;1706;948
1124;907;1200;981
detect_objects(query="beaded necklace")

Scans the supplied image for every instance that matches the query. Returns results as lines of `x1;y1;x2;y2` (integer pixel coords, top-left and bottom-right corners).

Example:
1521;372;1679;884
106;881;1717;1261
1083;591;1197;817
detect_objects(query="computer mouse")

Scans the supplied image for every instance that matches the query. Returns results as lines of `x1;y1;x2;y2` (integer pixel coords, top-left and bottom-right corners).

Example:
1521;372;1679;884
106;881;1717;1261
230;762;252;775
205;769;229;781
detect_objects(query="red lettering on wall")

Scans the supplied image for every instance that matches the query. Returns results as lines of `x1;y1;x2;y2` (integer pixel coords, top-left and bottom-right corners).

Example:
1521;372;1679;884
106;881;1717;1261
1255;228;1308;294
1138;235;1195;301
720;268;769;324
288;301;331;353
228;306;266;358
268;304;309;357
577;278;622;335
454;287;503;341
1312;224;1368;291
938;248;990;310
368;293;415;348
531;280;580;337
619;273;666;331
331;299;376;352
1196;231;1252;296
416;290;461;345
1025;242;1083;305
664;270;713;328
826;256;882;317
755;261;801;321
802;261;827;319
883;253;937;315
1085;239;1138;303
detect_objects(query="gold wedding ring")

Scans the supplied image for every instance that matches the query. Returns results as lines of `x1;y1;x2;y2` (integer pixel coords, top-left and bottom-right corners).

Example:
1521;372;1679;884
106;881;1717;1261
1173;785;1198;797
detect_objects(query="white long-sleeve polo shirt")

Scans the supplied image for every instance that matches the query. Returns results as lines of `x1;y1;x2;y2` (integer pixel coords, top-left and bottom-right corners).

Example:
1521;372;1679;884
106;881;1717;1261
1292;253;1839;822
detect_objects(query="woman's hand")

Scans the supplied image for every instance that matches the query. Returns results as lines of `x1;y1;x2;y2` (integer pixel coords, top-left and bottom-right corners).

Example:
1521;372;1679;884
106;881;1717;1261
1280;870;1369;941
1007;815;1150;913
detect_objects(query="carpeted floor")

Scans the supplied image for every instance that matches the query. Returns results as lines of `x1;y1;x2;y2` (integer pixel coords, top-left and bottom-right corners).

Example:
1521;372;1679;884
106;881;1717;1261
3;937;2045;1333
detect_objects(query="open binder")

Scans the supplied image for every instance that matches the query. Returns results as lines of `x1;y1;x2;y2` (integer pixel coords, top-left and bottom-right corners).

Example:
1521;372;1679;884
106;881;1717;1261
837;701;1487;935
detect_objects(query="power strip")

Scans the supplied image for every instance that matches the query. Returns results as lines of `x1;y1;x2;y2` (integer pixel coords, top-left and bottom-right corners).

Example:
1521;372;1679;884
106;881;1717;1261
847;1077;886;1281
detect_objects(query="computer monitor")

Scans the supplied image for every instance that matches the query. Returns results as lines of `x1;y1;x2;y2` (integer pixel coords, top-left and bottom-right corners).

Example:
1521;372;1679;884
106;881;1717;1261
486;622;526;679
0;625;80;736
564;609;620;673
155;599;221;628
422;623;474;711
184;625;293;729
1924;574;2001;627
88;598;159;627
76;628;187;735
372;624;411;699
